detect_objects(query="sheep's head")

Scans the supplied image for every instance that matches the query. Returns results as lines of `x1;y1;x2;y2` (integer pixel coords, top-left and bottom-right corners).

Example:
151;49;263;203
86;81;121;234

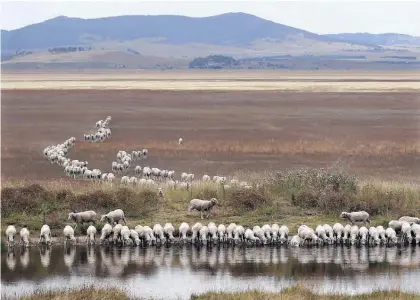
210;198;218;205
340;212;348;219
100;215;106;222
68;212;75;220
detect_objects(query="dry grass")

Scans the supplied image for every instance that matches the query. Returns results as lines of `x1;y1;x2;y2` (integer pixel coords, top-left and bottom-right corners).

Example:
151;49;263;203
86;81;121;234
19;286;129;300
17;285;420;300
2;170;419;236
192;285;420;300
2;70;420;91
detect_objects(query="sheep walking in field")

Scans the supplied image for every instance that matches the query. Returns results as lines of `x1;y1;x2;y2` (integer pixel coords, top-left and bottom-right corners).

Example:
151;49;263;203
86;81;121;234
340;211;370;225
68;210;97;230
399;216;420;224
100;209;126;225
188;198;218;219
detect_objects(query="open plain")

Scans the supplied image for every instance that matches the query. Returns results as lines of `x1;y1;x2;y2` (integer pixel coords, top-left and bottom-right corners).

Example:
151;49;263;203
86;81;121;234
2;71;420;182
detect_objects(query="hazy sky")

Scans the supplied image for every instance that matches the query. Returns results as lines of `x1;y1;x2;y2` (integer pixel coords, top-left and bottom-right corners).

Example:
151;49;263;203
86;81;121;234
1;1;419;35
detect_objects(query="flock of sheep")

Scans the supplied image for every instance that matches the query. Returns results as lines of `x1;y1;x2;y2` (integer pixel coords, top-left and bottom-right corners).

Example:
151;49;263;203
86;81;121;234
42;116;245;194
5;210;420;249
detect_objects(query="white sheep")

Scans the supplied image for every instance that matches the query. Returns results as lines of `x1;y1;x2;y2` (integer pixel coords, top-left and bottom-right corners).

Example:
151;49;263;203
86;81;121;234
399;216;420;224
350;225;359;245
253;226;267;244
261;224;272;243
298;226;318;246
208;222;218;243
315;225;329;245
191;222;203;243
376;226;386;243
217;224;227;242
178;138;183;145
179;182;190;190
202;175;211;182
401;221;413;244
340;211;370;225
271;224;280;242
39;224;52;246
333;223;344;243
226;223;237;242
153;224;165;244
245;228;259;244
120;226;131;246
188;198;218;219
368;226;380;245
199;225;209;244
358;226;369;245
113;224;123;244
385;227;398;245
233;225;245;244
5;225;17;247
86;225;97;245
63;225;76;245
164;223;175;243
290;235;302;247
411;223;420;245
179;222;190;243
68;210;97;229
279;225;289;244
388;220;403;232
157;188;164;198
343;224;351;243
19;226;30;248
323;224;334;244
100;209;126;225
130;229;141;246
100;224;113;244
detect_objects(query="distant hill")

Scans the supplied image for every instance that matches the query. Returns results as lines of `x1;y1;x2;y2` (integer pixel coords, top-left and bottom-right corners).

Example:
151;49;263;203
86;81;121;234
1;13;340;53
2;12;420;70
325;33;420;46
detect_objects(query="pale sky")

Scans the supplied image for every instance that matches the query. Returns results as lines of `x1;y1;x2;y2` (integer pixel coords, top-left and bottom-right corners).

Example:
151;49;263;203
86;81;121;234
1;0;419;36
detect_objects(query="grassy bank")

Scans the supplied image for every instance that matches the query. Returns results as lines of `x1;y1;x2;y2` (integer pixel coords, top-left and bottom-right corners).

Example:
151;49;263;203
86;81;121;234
17;285;420;300
192;285;420;300
2;168;419;236
19;286;129;300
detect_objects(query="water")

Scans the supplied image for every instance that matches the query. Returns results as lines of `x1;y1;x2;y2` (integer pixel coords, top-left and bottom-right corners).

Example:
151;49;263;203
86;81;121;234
2;244;420;299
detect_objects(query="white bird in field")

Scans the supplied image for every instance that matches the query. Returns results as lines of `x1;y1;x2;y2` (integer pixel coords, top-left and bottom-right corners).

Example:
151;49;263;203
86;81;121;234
178;138;183;145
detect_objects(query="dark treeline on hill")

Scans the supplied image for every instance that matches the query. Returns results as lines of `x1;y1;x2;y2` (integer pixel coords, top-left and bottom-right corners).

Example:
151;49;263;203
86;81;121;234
48;46;92;53
189;55;240;69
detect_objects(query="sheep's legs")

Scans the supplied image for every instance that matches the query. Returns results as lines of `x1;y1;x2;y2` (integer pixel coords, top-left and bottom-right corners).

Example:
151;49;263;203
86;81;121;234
200;211;204;219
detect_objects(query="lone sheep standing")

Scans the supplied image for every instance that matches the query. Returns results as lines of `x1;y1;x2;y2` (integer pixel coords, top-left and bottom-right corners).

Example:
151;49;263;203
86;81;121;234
340;211;370;225
188;198;219;219
100;209;126;225
68;210;97;230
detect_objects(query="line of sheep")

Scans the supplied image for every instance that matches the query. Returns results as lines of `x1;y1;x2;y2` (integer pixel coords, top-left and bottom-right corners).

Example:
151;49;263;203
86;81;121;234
5;210;420;248
83;116;112;142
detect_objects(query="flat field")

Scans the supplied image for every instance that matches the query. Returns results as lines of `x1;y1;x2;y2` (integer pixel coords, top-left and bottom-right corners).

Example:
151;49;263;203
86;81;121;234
1;71;419;182
2;70;420;91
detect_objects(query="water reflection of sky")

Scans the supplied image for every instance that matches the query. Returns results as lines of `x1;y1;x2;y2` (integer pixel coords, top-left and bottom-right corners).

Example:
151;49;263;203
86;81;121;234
2;245;420;299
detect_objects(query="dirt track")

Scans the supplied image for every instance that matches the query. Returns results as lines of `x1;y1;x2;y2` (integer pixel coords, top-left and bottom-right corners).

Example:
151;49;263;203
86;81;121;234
1;90;419;182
